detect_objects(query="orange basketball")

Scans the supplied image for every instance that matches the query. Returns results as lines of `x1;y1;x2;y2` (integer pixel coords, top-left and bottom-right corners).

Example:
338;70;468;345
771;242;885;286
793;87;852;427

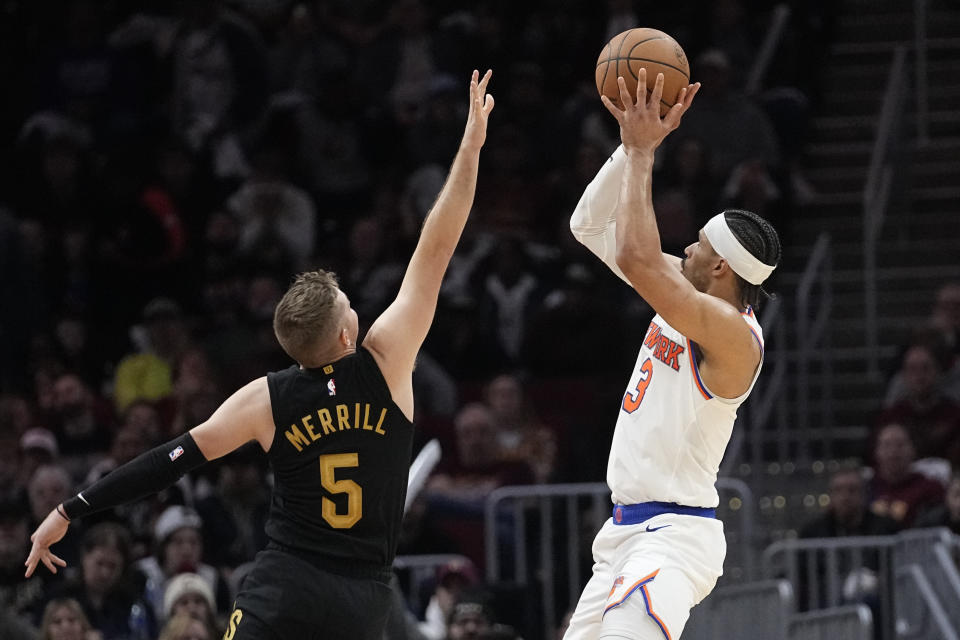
595;28;690;116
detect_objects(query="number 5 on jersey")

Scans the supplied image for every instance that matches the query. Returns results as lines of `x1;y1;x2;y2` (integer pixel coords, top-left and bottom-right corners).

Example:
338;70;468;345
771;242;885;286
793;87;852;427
320;453;362;528
622;358;653;413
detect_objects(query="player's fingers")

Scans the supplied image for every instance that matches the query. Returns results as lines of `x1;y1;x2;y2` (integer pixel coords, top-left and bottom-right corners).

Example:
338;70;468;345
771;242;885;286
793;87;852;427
650;72;665;110
24;552;37;578
50;552;67;568
634;69;647;107
663;100;685;130
683;82;701;108
484;93;495;113
478;69;492;94
41;555;58;574
600;94;623;119
616;76;632;108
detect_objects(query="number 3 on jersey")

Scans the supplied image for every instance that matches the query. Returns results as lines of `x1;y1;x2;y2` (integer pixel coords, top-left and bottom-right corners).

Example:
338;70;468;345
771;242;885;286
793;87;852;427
320;453;362;528
622;358;653;413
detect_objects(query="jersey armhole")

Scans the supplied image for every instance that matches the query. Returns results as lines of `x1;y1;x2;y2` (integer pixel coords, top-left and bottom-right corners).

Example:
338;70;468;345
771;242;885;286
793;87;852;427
357;347;415;426
687;326;765;404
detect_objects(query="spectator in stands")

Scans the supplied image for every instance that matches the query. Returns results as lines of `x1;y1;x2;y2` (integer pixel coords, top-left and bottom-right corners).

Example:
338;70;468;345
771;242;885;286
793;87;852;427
877;343;960;466
868;423;944;527
474;236;545;364
45;523;155;640
445;590;519;640
484;373;559;484
418;558;481;640
161;573;219;636
135;506;228;622
38;597;98;640
339;216;406;320
424;403;533;567
46;374;113;459
801;466;899;538
651;137;717;253
113;298;191;415
668;49;780;184
798;465;898;612
915;473;960;535
1;602;38;640
226;147;317;274
157;612;213;640
167;348;222;439
19;430;59;491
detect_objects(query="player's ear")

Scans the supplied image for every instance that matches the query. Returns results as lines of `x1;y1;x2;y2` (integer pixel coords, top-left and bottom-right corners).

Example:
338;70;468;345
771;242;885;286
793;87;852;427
713;258;729;278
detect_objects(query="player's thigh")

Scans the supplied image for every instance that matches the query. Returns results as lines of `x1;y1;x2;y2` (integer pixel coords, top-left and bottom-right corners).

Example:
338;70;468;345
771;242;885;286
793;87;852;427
564;560;615;640
599;565;698;640
322;576;394;640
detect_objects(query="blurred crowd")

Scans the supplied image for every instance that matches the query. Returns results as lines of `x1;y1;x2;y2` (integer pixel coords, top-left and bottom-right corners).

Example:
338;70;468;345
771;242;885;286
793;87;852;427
0;0;848;638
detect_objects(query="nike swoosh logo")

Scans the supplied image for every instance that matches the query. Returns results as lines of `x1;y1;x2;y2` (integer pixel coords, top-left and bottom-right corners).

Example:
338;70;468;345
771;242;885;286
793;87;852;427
645;524;671;532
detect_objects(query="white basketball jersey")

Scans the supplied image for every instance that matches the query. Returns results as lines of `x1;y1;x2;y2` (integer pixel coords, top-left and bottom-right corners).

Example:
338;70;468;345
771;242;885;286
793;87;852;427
607;309;764;508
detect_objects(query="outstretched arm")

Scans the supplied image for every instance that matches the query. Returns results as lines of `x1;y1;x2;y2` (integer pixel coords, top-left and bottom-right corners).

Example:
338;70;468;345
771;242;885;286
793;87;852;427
569;145;632;285
363;70;494;420
25;378;273;577
605;72;757;374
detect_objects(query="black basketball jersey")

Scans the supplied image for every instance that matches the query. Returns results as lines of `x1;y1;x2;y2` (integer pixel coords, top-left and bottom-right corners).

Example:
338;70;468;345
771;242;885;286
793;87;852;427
264;347;414;571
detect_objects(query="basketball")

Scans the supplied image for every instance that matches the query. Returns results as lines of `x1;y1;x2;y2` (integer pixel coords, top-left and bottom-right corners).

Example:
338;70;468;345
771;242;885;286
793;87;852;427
595;28;690;116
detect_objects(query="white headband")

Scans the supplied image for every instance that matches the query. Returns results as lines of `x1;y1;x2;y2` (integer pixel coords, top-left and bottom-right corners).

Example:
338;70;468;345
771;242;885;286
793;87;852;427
703;213;776;285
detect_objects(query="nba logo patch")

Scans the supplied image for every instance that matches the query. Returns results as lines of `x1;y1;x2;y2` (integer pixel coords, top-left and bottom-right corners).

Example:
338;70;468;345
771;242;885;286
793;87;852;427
615;506;623;523
327;378;336;396
168;446;184;461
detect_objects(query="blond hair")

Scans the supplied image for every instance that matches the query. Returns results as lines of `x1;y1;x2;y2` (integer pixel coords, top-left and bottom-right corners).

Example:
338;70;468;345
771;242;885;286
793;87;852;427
40;599;92;640
273;270;342;363
159;613;215;640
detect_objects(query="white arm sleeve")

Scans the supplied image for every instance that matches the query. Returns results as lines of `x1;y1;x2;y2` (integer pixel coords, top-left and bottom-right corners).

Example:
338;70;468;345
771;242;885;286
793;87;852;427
569;144;631;285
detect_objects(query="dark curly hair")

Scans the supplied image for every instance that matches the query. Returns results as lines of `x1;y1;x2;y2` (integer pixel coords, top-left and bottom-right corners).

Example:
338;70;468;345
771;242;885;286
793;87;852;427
722;209;781;309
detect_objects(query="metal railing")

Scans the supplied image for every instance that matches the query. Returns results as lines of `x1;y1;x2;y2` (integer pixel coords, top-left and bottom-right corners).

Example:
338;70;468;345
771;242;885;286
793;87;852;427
761;528;960;640
788;605;873;640
795;232;833;462
393;553;473;615
896;564;959;640
746;4;792;95
483;479;757;640
863;46;908;379
685;579;793;640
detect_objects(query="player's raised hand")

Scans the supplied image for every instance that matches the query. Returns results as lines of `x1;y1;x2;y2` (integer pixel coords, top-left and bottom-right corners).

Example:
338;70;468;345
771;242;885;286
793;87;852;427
601;68;700;153
24;507;69;577
461;69;495;152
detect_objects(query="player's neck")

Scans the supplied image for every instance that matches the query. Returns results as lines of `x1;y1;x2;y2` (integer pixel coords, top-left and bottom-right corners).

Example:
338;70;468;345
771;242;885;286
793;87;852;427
706;280;744;312
299;343;356;369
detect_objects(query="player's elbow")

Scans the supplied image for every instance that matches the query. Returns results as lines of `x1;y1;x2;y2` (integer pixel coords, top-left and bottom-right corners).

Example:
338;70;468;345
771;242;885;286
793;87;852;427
569;219;588;245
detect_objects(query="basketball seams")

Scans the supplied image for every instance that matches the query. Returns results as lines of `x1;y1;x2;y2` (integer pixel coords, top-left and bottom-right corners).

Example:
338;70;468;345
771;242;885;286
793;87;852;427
598;41;615;100
596;27;690;113
594;35;671;68
622;49;690;81
613;29;631;97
